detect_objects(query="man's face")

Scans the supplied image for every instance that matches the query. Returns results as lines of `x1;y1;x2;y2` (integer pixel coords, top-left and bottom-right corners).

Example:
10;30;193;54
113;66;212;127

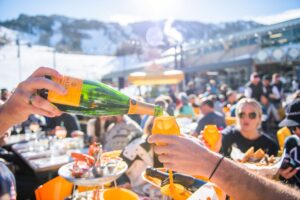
263;79;270;86
252;75;260;85
275;75;280;82
200;104;211;114
291;126;300;138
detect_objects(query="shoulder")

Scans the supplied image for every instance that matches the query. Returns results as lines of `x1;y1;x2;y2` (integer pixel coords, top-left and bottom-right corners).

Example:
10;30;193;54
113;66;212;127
121;136;149;161
212;112;224;119
284;135;300;151
260;133;279;147
260;133;276;142
87;118;96;125
222;126;239;136
202;112;215;119
245;82;252;87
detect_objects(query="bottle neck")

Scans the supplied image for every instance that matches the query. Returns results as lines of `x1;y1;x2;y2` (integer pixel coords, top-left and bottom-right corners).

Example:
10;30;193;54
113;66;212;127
128;99;163;116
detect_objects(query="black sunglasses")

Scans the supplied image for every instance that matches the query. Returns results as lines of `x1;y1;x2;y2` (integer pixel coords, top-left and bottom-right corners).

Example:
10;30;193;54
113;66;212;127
238;112;257;119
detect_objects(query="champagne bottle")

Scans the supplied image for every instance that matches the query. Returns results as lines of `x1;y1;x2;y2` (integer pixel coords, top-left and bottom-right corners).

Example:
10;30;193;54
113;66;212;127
146;167;206;193
38;75;163;117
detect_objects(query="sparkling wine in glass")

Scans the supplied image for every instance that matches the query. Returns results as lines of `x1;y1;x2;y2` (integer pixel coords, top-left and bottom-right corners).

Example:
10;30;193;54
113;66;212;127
55;122;67;139
29;122;40;133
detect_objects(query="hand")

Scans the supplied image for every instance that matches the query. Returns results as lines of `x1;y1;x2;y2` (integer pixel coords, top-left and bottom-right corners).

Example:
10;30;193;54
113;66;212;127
279;167;299;179
1;67;66;126
117;182;131;189
198;131;222;153
148;134;220;177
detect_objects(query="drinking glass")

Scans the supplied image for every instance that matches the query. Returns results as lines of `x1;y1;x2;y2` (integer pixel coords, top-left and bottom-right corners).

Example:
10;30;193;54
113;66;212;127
29;122;40;140
14;124;22;139
152;116;180;198
55;126;67;140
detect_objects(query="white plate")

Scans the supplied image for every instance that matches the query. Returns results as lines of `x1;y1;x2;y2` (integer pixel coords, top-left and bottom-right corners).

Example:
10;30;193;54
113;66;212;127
230;147;284;178
58;160;127;186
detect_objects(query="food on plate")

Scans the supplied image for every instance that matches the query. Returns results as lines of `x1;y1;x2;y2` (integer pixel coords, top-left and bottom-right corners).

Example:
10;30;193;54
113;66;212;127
238;147;277;166
71;160;91;178
69;151;124;179
71;152;95;166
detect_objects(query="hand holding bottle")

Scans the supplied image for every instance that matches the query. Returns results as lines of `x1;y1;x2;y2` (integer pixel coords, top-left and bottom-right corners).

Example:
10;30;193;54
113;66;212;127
0;67;66;136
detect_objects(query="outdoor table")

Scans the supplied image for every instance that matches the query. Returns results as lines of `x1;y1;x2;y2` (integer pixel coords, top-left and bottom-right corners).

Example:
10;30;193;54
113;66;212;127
4;134;27;147
11;137;85;174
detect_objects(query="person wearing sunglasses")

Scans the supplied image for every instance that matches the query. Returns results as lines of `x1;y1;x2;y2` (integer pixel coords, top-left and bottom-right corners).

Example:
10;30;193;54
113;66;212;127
278;99;300;188
214;98;278;157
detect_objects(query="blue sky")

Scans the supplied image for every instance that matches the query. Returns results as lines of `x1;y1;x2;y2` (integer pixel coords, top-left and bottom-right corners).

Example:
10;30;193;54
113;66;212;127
0;0;299;24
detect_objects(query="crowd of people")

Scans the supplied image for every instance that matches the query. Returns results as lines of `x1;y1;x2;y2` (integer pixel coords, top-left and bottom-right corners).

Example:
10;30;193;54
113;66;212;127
0;67;300;199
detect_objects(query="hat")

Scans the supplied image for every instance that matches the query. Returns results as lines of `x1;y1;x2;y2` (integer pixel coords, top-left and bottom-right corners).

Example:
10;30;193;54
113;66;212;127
199;97;214;108
178;93;189;104
279;99;300;127
262;74;271;81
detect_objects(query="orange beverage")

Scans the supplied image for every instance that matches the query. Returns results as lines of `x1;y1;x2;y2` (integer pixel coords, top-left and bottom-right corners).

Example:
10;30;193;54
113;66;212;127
152;116;180;140
202;125;221;150
152;116;180;196
223;105;230;115
277;126;291;150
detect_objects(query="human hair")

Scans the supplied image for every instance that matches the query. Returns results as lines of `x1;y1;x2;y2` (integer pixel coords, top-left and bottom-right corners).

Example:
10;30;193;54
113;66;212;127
235;98;262;128
200;97;214;108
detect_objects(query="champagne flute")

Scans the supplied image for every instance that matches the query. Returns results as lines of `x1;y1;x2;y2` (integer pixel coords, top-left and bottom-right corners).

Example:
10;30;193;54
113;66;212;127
29;122;40;135
14;124;22;139
152;116;180;196
29;122;40;151
55;126;67;140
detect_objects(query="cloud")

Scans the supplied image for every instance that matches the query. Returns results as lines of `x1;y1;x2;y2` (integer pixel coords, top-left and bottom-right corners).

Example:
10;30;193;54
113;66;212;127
248;8;300;25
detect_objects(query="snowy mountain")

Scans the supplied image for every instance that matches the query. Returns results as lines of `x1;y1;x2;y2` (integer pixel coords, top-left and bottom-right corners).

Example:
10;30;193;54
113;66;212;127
0;43;117;89
0;14;263;55
0;15;264;89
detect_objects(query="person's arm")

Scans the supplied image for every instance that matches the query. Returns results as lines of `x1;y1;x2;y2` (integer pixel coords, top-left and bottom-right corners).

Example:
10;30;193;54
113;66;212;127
278;166;299;180
0;67;66;136
269;104;281;121
270;86;281;100
148;135;300;200
192;121;201;137
211;155;300;200
86;119;96;137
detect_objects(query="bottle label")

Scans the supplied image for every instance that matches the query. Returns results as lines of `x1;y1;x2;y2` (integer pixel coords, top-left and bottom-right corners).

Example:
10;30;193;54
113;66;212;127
48;76;83;107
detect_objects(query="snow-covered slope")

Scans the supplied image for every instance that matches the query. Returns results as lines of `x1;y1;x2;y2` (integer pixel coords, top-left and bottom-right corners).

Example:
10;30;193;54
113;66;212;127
0;14;263;55
0;44;114;89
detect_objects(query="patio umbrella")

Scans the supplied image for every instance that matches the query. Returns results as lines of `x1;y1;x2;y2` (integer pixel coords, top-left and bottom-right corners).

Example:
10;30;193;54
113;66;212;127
128;69;184;85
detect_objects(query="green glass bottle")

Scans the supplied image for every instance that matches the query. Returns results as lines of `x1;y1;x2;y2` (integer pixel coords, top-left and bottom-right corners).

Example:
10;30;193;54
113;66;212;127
38;75;163;117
